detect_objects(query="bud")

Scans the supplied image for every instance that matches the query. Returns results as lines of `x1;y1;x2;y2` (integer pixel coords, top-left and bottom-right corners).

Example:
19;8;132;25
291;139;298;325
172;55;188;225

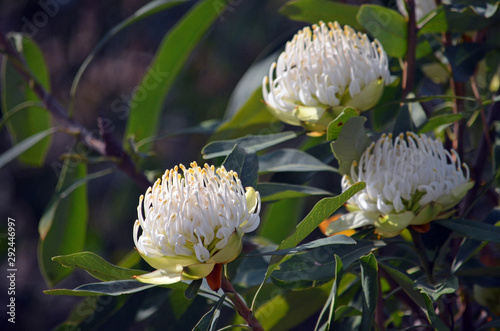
262;21;391;132
327;133;473;237
133;163;261;285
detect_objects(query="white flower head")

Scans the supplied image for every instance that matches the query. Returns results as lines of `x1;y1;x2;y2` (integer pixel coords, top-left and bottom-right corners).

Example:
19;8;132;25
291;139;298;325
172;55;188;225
328;133;473;237
133;162;261;285
262;21;391;131
397;0;437;22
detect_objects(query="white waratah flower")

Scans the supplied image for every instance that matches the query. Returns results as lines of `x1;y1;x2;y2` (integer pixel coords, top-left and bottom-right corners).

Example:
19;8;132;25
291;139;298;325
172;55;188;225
397;0;437;22
133;162;261;285
327;133;474;237
262;21;391;131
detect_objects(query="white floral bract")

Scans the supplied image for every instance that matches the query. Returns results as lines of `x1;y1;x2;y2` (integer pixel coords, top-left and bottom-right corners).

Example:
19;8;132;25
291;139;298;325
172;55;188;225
329;133;473;237
133;162;260;284
262;21;391;131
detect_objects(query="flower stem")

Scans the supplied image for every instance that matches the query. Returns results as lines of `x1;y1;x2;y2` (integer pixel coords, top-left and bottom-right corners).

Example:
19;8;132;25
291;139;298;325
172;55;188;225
402;0;417;98
221;274;264;331
409;228;435;284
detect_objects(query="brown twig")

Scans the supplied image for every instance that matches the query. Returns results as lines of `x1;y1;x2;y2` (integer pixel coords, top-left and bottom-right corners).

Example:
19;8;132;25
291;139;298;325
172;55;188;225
0;30;152;191
221;274;264;331
402;0;418;98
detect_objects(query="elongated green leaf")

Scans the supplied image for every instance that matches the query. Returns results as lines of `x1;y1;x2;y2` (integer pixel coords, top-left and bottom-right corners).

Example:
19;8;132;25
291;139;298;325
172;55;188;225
258;148;337;173
193;293;226;331
245;235;355;257
436;219;500;244
202;131;300;159
44;280;157;296
70;0;186;102
418;6;448;34
2;34;52;166
451;237;485;273
360;253;378;331
421;293;450;331
184;279;203;300
327;107;358;141
276;182;365;253
271;240;385;287
124;0;227;151
280;0;363;31
0;127;57;170
357;5;407;58
51;252;146;282
258;182;332;202
331;117;371;175
415;275;459;301
418;113;463;134
315;255;343;331
222;145;259;189
212;87;278;141
38;162;88;287
379;263;426;308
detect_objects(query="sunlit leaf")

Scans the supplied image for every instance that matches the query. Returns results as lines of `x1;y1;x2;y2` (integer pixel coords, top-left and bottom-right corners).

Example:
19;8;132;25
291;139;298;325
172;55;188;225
192;293;226;331
124;0;227;151
52;252;147;282
258;148;337;173
38;162;89;287
326;107;358;141
44;280;157;296
280;0;363;31
360;253;378;331
331;117;371;175
257;182;332;202
357;5;407;58
202;131;300;159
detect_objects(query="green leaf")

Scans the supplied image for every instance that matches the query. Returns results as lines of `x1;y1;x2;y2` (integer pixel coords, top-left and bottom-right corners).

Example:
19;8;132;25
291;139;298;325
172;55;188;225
271;240;385;287
70;0;186;103
258;148;337;174
451;237;485;273
360;253;378;331
38;162;89;287
246;235;356;257
184;279;202;300
1;33;52;166
331;117;371;175
257;182;332;202
258;198;306;244
123;0;227;151
254;287;330;331
51;252;147;282
202;131;300;159
379;263;426;308
222;145;259;189
327;107;358;141
415;275;459;301
315;255;343;331
44;280;157;296
357;5;407;58
192;293;226;331
276;182;365;254
0;127;57;170
436;219;500;244
418;113;463;134
212;87;278;141
418;6;448;34
371;77;401;132
279;0;363;31
421;293;450;331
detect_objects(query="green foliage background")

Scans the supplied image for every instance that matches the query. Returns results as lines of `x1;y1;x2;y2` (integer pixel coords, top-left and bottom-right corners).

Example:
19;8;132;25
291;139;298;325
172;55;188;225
1;0;500;330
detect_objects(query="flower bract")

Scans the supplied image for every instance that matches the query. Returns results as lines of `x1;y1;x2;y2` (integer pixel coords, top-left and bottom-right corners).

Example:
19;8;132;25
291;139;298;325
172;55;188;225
327;132;473;237
262;21;391;131
133;162;260;285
